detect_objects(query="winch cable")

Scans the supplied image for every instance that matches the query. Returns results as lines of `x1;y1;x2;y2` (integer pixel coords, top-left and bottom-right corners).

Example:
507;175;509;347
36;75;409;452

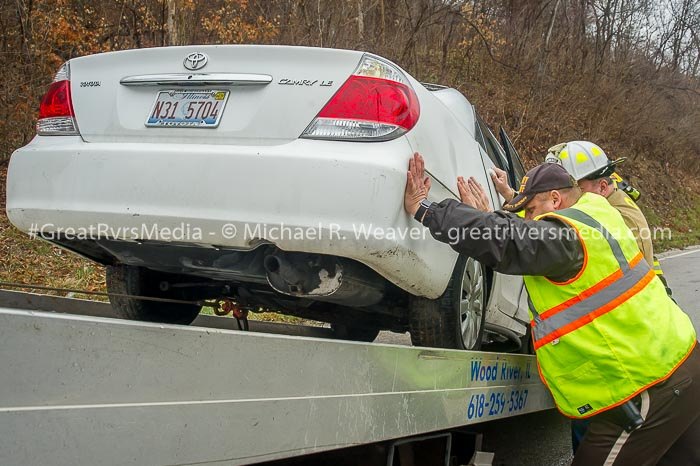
0;280;214;307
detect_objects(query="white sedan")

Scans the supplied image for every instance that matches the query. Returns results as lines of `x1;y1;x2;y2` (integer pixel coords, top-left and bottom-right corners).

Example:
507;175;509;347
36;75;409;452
6;45;530;350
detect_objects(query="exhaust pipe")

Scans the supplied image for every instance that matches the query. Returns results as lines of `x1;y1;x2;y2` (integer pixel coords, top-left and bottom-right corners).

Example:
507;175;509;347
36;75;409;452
263;251;384;307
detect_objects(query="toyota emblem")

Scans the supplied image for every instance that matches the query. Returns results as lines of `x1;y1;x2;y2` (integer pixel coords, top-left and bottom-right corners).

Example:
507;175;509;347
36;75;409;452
183;52;208;71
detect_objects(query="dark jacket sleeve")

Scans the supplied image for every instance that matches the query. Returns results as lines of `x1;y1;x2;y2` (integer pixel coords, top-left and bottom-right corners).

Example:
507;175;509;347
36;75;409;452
421;199;584;280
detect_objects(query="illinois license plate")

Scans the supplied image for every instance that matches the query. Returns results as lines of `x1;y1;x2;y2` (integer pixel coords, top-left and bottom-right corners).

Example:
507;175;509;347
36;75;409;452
145;90;229;128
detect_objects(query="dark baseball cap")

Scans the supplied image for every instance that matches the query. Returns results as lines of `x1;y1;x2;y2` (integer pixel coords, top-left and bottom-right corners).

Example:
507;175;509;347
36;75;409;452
503;163;575;212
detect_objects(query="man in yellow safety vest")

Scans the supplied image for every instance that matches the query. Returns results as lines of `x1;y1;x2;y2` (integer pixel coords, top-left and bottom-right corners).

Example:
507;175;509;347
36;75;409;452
406;153;699;465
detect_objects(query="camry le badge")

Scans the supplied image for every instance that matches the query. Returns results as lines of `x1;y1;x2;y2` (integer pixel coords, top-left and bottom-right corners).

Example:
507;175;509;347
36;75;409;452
183;52;208;71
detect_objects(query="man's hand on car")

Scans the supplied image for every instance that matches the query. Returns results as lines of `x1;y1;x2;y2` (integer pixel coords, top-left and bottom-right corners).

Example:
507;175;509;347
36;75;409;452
489;167;516;201
458;176;492;212
404;152;431;216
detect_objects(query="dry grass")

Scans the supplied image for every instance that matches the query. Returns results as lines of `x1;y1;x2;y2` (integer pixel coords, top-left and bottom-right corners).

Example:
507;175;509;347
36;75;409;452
0;165;106;300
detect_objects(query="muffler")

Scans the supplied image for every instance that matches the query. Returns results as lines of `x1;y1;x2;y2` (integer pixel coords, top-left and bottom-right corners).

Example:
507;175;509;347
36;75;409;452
263;251;385;307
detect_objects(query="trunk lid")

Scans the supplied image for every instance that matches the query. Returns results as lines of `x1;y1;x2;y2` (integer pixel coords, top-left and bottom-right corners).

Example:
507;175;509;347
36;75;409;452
69;45;364;145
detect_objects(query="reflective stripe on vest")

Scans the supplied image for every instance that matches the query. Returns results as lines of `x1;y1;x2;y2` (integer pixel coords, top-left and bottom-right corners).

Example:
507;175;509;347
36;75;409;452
653;259;664;276
529;208;655;350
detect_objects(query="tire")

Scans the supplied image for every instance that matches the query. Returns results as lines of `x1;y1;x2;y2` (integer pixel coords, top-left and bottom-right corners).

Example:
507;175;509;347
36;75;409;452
330;323;381;342
105;265;202;325
409;255;487;350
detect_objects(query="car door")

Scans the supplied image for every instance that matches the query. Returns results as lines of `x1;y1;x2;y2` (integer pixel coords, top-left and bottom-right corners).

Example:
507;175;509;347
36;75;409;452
473;115;529;336
497;126;531;327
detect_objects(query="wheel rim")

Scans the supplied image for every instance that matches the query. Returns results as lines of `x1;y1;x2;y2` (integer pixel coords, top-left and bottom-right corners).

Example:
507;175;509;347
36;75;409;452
459;258;484;349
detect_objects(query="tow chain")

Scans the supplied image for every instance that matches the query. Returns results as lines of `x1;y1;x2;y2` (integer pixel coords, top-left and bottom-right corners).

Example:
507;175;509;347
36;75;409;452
211;298;250;331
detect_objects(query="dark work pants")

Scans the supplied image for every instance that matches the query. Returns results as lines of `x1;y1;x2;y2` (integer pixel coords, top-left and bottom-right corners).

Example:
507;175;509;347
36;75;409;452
571;418;590;453
572;343;700;465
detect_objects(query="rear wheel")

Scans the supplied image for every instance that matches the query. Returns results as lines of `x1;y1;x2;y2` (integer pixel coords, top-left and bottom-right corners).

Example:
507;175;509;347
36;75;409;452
409;255;487;350
105;265;202;325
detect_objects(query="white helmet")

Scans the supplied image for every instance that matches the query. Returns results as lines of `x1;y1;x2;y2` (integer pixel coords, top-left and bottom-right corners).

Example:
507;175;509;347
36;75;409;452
545;141;625;181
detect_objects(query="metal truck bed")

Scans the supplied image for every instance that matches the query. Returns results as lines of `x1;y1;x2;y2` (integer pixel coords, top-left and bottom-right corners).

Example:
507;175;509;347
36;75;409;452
0;290;553;465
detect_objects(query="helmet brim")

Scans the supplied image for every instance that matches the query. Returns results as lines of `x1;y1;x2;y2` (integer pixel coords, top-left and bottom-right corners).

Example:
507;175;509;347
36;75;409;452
580;157;627;180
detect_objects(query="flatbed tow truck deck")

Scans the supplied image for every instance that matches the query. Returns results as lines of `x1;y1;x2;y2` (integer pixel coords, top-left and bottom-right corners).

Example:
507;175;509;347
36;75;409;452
0;290;554;465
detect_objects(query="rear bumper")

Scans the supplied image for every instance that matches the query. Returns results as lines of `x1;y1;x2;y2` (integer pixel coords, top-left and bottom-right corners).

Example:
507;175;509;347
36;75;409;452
7;136;457;298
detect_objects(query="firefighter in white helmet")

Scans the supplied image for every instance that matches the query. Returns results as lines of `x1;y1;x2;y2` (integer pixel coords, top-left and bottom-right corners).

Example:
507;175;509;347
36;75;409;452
545;141;655;266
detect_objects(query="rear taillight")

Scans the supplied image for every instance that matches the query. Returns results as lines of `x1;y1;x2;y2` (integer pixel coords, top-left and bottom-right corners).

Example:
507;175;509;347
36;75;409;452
301;55;419;141
37;63;79;135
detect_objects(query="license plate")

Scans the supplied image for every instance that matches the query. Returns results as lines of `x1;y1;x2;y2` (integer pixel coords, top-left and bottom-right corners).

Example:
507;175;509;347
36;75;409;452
145;90;229;128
